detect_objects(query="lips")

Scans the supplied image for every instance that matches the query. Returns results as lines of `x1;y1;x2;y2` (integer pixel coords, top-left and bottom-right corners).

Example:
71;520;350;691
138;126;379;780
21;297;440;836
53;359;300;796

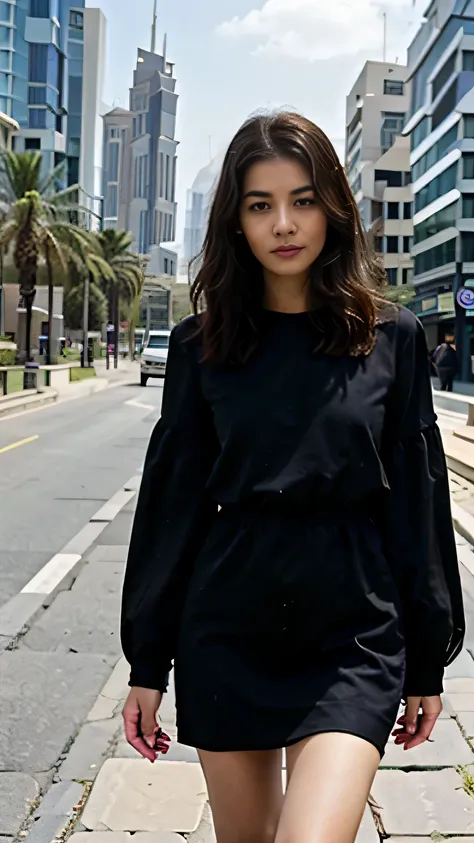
272;245;304;258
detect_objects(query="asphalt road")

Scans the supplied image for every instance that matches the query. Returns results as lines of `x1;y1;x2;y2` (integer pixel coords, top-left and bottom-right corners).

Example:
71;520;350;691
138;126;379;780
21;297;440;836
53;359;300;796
0;382;163;609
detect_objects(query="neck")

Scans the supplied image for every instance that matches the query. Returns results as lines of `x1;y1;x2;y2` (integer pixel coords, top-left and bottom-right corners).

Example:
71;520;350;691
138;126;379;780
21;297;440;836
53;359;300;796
263;269;308;313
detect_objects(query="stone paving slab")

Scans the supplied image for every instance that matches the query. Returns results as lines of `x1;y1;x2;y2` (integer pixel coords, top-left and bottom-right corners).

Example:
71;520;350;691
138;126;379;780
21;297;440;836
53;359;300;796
59;717;121;781
0;772;40;835
0;651;111;774
22;591;121;655
98;513;133;547
81;759;207;833
458;711;474;739
371;769;474;835
445;648;474;678
381;718;473;768
34;780;84;816
86;546;129;564
73;562;125;595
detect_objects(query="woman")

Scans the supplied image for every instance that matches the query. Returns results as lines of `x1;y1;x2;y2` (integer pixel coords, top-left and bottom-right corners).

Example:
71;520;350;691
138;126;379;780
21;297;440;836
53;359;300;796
121;112;465;843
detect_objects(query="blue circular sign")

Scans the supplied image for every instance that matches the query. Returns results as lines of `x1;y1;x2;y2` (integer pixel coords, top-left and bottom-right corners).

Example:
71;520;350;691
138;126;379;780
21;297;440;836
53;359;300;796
457;287;474;309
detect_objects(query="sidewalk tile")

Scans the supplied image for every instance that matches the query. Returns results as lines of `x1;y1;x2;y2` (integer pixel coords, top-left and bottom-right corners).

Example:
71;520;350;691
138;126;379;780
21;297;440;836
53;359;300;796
445;649;474;679
444;678;474;692
22;591;121;655
381;719;473;768
97;657;129;702
444;693;474;711
59;718;121;781
0;773;39;835
81;759;207;833
371;769;474;835
87;546;129;564
35;781;84;816
458;711;474;739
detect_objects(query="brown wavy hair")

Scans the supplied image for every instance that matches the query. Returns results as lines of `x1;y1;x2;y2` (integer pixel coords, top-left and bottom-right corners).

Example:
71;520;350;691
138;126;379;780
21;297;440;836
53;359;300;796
191;111;386;364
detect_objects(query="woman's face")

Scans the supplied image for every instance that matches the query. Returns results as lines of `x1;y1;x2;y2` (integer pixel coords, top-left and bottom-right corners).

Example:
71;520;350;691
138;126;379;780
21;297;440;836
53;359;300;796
239;157;328;280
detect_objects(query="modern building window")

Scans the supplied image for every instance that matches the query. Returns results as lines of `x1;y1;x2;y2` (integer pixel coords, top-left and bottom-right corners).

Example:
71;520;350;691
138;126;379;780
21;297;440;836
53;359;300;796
403;236;412;253
402;268;412;285
414;164;457;213
110;127;119;139
464;195;474;217
28;86;46;104
414;237;456;275
25;138;41;150
386;202;399;220
380;112;405;152
29;44;47;82
465;116;474;139
0;2;11;23
463;51;474;71
170;260;174;275
432;80;457;131
404;202;412;219
432;52;456;100
106;185;118;218
464;153;474;179
414;201;457;243
0;25;10;47
374;169;403;187
384;79;404;96
172;156;177;202
411;116;429;152
386;236;399;253
164;257;169;274
160;152;164;197
132;117;137;138
69;10;83;29
29;108;46;129
29;0;49;16
165;155;170;201
412;125;457;182
374;236;383;252
386;268;398;285
463;232;474;261
108;142;119;182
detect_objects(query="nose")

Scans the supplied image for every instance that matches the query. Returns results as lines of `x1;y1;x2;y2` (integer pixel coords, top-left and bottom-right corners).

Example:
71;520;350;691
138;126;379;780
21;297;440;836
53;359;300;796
273;205;296;238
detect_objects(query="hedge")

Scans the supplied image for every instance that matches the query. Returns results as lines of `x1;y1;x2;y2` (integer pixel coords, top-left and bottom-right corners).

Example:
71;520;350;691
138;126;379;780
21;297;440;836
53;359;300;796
0;349;15;366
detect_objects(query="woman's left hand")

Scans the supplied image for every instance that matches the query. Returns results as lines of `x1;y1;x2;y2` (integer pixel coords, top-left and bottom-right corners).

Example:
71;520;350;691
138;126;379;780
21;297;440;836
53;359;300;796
391;695;442;750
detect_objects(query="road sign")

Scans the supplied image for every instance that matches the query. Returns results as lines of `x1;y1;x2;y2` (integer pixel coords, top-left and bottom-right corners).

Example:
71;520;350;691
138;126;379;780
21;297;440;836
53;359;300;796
457;287;474;309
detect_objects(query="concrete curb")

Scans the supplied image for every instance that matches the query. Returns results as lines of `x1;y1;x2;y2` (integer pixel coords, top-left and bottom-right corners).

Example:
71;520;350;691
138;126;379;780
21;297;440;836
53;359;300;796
0;388;57;417
452;501;474;549
0;476;139;649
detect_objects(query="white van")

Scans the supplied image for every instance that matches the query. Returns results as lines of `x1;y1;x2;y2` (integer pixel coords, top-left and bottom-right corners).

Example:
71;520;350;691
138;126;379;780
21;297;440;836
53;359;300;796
140;330;171;387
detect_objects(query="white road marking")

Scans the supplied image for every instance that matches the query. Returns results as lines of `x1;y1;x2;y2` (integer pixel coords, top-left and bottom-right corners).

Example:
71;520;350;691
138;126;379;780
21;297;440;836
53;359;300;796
21;553;81;595
125;398;155;410
91;489;135;522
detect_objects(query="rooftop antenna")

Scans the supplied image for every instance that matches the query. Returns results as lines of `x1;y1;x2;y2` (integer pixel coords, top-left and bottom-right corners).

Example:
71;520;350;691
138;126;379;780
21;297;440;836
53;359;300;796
151;0;157;53
382;11;387;62
163;32;167;66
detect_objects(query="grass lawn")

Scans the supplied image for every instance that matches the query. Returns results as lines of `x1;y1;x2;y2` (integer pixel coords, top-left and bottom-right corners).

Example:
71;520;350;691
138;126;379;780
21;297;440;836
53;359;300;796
70;366;96;382
6;369;23;393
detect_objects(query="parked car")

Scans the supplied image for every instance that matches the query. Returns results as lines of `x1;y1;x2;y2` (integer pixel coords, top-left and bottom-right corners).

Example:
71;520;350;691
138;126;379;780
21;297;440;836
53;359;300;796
140;330;171;387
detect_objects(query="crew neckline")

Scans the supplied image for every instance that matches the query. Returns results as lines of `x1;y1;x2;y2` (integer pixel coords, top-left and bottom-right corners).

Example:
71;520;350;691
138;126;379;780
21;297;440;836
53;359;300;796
263;308;309;316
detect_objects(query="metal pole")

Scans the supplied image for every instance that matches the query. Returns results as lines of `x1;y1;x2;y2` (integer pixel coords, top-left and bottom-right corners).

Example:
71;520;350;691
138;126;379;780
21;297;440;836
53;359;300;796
82;272;89;368
383;12;387;62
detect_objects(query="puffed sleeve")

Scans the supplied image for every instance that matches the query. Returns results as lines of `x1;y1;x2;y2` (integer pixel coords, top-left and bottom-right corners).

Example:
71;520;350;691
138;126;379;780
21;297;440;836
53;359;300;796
381;307;465;697
121;319;219;692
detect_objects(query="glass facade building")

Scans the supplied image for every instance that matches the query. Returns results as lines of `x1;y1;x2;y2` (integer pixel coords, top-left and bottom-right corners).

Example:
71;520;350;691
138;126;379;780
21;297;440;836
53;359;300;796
406;0;474;350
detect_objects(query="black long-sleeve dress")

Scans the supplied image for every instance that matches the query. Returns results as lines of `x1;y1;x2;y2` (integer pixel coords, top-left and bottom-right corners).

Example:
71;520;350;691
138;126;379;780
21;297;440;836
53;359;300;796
121;305;465;756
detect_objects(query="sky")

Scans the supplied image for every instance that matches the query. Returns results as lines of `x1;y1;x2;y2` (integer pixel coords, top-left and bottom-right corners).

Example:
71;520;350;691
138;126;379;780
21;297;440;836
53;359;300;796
88;0;427;244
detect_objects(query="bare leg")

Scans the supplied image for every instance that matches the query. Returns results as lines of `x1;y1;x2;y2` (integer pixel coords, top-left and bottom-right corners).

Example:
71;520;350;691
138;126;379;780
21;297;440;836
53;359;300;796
276;733;380;843
198;748;284;843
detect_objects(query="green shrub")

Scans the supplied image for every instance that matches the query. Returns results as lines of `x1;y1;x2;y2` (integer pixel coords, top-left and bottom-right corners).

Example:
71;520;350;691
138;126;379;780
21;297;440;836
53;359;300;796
0;349;15;366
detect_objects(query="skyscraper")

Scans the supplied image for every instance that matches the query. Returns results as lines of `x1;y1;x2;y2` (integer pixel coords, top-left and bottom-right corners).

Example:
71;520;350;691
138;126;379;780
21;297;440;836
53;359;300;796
4;1;105;194
102;5;178;270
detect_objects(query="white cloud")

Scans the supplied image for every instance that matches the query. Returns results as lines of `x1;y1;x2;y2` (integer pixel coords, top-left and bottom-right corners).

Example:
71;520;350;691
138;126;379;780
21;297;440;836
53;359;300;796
216;0;424;64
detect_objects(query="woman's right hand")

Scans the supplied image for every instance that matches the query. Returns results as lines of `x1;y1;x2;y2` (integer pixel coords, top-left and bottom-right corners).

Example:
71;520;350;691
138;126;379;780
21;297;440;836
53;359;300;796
122;686;163;762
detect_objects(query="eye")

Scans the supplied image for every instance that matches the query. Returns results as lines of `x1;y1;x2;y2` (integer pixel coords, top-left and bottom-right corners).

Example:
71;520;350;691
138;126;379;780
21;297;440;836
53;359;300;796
295;197;316;207
249;201;270;211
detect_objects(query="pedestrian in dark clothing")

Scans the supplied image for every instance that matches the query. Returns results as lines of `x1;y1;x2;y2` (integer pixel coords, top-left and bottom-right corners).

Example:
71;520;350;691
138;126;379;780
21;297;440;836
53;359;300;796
120;111;465;843
434;333;459;391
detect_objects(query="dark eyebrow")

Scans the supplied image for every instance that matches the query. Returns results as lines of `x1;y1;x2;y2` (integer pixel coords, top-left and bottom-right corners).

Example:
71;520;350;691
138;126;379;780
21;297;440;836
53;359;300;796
243;184;315;200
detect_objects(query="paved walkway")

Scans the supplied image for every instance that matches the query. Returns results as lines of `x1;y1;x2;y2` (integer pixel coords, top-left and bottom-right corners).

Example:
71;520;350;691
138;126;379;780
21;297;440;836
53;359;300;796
8;496;471;843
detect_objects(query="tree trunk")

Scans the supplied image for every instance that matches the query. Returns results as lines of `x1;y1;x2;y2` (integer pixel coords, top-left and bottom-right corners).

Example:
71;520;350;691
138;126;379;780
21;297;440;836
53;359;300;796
46;252;54;365
25;293;33;362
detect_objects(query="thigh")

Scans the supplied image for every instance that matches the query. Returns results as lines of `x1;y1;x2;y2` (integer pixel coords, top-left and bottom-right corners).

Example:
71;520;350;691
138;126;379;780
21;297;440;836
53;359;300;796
198;748;284;843
276;733;380;843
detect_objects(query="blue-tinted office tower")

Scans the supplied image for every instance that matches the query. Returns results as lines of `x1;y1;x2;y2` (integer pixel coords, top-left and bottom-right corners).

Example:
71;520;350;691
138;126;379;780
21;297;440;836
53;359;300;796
1;0;88;185
404;0;474;352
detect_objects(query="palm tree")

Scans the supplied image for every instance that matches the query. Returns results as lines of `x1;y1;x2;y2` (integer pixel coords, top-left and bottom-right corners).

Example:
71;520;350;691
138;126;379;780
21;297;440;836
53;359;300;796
0;189;110;362
93;229;144;368
0;151;80;361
